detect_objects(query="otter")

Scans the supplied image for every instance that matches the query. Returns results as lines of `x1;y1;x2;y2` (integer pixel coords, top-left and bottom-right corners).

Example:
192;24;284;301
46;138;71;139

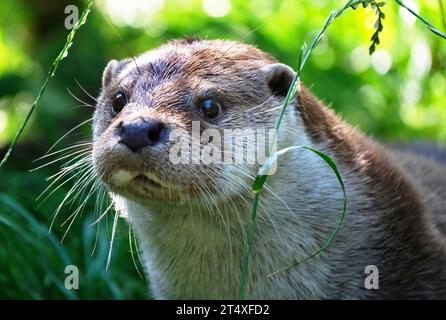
91;38;446;299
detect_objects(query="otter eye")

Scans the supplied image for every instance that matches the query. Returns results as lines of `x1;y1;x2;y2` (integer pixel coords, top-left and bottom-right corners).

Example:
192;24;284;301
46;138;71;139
200;99;221;119
112;91;127;114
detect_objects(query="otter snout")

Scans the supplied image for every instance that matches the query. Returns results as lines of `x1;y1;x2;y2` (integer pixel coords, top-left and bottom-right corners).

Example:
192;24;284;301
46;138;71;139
118;117;167;152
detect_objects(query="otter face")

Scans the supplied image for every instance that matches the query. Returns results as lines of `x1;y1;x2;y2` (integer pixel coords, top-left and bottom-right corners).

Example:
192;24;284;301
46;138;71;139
92;39;295;205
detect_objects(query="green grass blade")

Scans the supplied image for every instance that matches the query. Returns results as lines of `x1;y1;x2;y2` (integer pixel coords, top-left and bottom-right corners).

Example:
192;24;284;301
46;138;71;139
0;193;72;265
395;0;446;40
238;192;260;299
439;0;446;33
238;0;354;300
0;0;94;168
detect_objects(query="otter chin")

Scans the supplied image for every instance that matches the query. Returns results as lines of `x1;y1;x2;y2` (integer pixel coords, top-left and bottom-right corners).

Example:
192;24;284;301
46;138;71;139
110;170;166;196
91;38;446;299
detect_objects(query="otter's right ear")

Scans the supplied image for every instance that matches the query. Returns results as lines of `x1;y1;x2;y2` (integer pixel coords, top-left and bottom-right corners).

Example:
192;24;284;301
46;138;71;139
262;63;296;97
102;59;120;87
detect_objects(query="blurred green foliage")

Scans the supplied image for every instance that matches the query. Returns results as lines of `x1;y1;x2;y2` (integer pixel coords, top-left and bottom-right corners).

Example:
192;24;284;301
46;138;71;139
0;0;444;299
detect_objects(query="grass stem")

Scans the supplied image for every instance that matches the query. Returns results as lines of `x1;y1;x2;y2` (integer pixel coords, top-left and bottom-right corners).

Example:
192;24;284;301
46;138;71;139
0;0;94;168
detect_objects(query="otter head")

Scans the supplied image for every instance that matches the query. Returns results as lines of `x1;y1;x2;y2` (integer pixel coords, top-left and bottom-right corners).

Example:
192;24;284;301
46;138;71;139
92;39;296;206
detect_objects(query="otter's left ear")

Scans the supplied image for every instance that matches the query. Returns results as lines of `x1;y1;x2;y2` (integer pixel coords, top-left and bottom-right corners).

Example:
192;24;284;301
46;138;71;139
262;63;296;97
102;59;131;88
102;59;120;88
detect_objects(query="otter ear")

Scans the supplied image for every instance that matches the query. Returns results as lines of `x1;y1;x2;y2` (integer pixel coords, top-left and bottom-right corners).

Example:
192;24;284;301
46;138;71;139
262;63;296;97
102;59;120;87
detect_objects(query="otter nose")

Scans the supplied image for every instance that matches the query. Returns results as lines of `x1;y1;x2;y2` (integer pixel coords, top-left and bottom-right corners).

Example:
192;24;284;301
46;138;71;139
119;118;165;152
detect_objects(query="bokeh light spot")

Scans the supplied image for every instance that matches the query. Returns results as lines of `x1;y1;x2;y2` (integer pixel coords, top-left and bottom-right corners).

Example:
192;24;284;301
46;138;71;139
203;0;231;18
371;49;392;74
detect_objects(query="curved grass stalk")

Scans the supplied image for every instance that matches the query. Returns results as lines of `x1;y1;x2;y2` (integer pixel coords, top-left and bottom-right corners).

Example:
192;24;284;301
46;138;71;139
128;217;144;279
262;146;347;277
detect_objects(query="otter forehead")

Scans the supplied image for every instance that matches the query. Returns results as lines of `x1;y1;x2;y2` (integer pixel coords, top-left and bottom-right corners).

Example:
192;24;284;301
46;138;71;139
93;39;297;138
115;39;276;87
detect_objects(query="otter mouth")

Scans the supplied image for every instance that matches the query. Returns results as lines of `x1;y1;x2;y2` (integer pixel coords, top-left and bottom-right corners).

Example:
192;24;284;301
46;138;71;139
132;174;163;189
107;169;168;191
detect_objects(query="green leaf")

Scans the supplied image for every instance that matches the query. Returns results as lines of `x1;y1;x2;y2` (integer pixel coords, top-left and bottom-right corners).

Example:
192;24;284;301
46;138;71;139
252;175;267;193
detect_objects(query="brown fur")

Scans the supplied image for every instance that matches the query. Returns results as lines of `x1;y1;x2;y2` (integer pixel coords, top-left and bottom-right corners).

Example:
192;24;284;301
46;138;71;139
297;87;446;298
92;38;446;299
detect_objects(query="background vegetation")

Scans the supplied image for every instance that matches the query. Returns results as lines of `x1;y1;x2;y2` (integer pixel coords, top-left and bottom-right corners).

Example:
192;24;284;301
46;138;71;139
0;0;444;299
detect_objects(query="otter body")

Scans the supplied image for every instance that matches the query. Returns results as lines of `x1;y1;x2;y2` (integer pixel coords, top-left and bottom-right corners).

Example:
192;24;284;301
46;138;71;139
92;39;446;299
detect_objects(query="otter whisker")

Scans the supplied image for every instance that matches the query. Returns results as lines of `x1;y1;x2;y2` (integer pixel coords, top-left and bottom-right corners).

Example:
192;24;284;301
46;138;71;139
38;155;92;201
90;201;114;226
248;105;283;116
106;210;120;271
93;185;109;221
91;186;111;256
127;214;144;279
74;78;98;103
44;159;90;188
60;178;102;242
64;168;99;208
37;159;91;204
38;166;90;207
31;148;91;172
59;170;98;225
91;214;102;257
132;226;145;277
49;165;96;233
44;118;93;155
34;142;92;162
244;95;275;113
92;188;113;257
60;176;100;235
67;87;96;109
